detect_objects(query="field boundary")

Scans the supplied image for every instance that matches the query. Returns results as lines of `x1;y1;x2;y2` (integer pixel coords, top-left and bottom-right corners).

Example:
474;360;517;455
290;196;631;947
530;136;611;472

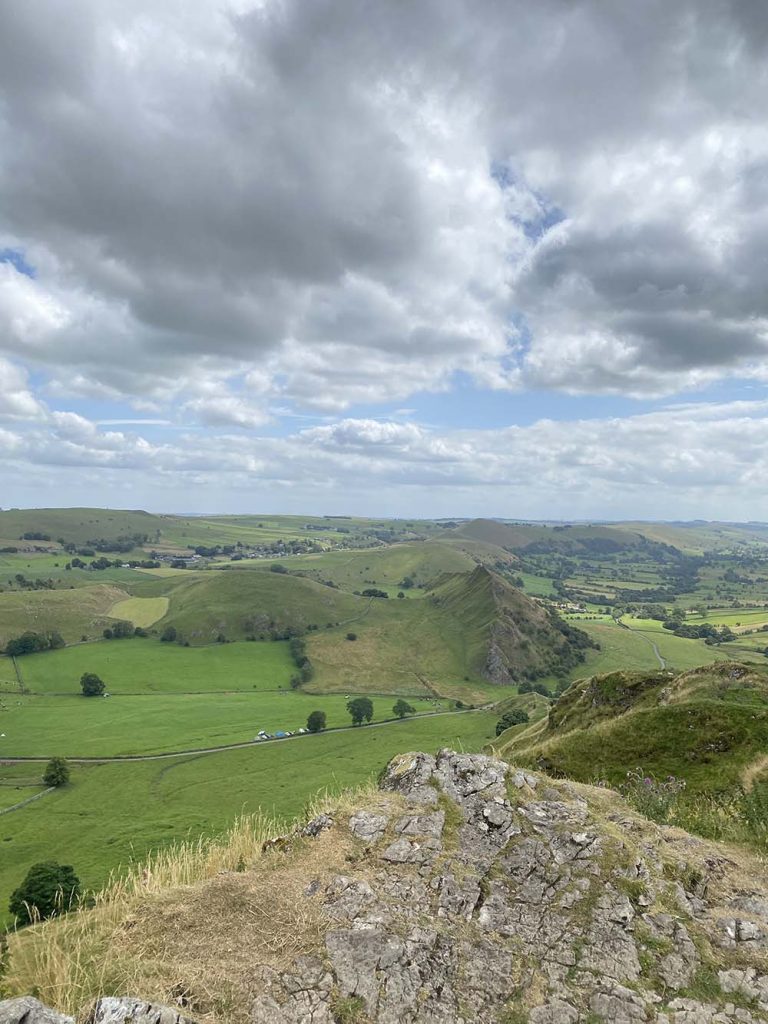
11;656;27;694
0;786;54;816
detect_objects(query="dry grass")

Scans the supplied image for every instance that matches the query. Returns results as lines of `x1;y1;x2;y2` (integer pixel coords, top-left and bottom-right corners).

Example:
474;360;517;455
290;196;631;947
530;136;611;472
3;784;380;1022
740;753;768;792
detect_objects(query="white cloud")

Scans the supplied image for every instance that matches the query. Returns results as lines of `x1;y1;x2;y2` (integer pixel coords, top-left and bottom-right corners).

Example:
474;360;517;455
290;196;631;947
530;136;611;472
0;356;46;420
2;401;768;519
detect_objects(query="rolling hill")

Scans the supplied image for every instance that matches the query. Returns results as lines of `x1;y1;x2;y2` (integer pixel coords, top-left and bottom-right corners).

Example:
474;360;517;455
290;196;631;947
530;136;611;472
147;569;364;642
306;565;595;696
452;518;660;554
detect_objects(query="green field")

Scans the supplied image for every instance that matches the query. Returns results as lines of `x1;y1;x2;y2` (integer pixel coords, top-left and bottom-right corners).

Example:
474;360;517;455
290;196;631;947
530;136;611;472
0;765;45;811
567;620;731;675
107;596;169;627
0;710;496;925
0;690;449;758
18;640;295;694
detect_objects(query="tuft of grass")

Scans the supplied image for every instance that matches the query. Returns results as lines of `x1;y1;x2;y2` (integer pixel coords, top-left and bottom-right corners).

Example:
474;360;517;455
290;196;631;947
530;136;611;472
2;813;283;1009
330;993;369;1023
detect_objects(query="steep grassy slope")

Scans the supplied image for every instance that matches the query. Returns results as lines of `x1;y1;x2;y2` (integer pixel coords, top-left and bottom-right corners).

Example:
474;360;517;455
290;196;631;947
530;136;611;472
496;661;768;795
427;565;594;683
307;566;593;694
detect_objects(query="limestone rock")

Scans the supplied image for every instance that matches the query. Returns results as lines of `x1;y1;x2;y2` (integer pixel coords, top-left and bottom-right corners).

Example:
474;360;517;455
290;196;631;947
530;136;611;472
84;997;196;1023
348;810;388;844
0;998;74;1024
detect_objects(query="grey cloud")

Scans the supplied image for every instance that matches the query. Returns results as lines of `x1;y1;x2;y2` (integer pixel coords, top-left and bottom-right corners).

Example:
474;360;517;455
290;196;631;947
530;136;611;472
1;0;768;413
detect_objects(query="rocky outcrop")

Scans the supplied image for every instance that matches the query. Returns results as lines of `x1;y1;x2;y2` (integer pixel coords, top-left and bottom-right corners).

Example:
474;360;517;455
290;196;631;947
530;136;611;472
252;750;768;1023
0;997;74;1024
3;751;768;1023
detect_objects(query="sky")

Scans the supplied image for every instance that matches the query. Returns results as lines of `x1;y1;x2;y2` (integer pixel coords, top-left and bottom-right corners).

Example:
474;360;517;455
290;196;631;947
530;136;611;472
1;0;768;519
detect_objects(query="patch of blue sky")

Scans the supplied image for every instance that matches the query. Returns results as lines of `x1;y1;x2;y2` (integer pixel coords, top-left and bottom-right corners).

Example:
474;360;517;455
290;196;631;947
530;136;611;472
0;247;35;278
357;372;763;431
490;161;565;242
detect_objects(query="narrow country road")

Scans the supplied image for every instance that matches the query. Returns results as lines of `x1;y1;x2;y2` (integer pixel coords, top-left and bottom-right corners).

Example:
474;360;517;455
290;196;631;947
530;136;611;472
618;618;667;669
0;707;480;765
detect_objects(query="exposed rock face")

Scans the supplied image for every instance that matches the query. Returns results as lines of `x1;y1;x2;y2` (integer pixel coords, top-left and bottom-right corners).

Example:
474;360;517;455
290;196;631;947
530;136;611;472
251;750;768;1023
84;998;197;1023
0;997;74;1024
4;751;768;1023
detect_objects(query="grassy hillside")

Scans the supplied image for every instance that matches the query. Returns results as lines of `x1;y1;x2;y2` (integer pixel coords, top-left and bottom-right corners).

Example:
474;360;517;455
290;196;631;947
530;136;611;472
306;566;594;697
225;538;481;593
619;520;768;554
0;584;130;646
496;662;768;797
0;508;453;555
0;508;161;548
428;565;595;683
151;570;363;643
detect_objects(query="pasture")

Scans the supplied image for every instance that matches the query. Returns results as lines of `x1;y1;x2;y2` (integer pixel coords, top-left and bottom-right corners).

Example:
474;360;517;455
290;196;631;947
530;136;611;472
229;538;478;592
17;639;295;694
0;688;448;758
107;596;169;627
0;709;497;924
0;765;45;811
571;620;729;675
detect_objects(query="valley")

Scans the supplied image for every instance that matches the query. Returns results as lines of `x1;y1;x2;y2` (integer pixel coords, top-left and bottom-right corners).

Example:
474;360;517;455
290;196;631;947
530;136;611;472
2;508;768;931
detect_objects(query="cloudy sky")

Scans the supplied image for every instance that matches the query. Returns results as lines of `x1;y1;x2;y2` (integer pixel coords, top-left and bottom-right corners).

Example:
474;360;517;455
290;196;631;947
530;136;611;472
1;0;768;518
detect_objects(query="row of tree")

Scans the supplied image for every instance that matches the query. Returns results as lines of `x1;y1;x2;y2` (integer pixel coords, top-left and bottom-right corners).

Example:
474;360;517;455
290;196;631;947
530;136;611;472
306;698;416;733
5;630;65;656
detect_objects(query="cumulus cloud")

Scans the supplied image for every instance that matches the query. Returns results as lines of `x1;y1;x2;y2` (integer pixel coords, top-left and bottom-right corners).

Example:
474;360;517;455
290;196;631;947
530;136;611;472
2;1;768;509
0;357;46;420
3;402;768;519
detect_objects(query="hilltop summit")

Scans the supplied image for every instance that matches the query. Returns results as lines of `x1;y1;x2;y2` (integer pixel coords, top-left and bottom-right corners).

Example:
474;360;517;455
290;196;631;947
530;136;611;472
4;750;768;1023
428;565;595;684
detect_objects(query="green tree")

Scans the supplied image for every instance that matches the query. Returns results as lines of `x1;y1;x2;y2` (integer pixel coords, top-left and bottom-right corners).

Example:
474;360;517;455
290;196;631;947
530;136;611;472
392;699;415;719
306;710;327;733
80;672;105;697
9;861;80;924
42;757;70;787
495;709;530;736
160;625;177;642
347;696;373;726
